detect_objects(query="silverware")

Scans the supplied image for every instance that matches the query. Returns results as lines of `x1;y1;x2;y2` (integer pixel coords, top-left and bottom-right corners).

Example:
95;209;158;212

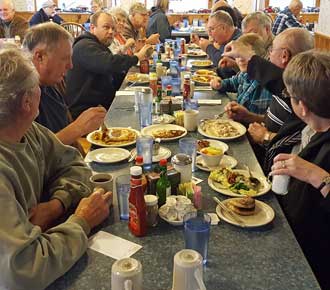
244;165;261;188
128;150;137;163
213;196;246;227
214;110;226;119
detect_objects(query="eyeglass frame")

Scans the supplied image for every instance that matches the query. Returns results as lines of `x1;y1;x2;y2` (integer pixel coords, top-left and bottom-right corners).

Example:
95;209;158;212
282;88;299;101
206;23;225;33
269;45;292;58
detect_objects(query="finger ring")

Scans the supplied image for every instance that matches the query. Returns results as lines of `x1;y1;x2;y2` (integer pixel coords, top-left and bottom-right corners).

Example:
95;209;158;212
281;160;286;169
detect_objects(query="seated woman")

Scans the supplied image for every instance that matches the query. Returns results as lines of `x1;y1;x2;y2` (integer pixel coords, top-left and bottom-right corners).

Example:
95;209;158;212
109;8;135;55
266;50;330;290
84;0;102;30
210;33;273;115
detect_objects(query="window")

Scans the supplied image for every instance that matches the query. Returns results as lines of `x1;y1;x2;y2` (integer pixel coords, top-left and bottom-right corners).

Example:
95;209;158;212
169;0;209;12
268;0;316;9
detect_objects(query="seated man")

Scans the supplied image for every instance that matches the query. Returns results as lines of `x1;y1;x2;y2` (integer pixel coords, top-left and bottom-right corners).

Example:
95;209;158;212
191;10;241;74
223;28;314;143
66;11;151;119
23;23;106;146
29;0;63;26
123;2;160;47
0;47;111;289
268;51;330;290
272;0;305;35
0;0;28;40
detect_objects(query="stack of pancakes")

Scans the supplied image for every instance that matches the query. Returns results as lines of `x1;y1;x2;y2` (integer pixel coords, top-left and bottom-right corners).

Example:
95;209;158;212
227;196;255;216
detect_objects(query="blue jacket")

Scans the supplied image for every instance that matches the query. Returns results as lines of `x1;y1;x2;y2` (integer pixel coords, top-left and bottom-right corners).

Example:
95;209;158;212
147;9;171;43
29;9;63;26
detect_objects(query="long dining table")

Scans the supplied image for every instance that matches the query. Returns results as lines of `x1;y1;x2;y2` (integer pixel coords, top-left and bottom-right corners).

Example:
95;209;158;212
46;70;321;290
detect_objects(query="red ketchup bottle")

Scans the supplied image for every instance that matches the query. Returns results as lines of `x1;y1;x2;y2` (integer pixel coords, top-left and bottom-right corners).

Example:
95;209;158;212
128;166;147;237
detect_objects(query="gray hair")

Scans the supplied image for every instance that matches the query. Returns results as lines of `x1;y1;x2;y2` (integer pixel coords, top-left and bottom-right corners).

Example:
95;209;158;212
210;10;234;27
277;27;314;57
242;12;272;31
0;48;39;127
283;50;330;119
22;22;73;53
0;0;15;10
109;7;128;19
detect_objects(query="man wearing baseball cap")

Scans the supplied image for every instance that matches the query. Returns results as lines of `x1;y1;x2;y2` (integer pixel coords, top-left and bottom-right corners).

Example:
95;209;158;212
29;0;63;26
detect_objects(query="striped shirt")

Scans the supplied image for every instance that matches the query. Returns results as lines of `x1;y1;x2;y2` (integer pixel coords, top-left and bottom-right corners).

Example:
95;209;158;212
272;7;305;35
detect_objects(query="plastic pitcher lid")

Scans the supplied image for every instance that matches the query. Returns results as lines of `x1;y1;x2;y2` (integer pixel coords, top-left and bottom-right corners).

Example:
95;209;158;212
174;249;203;267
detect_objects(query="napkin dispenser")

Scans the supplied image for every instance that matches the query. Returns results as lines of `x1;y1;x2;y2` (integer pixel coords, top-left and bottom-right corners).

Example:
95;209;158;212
146;166;181;195
160;98;182;115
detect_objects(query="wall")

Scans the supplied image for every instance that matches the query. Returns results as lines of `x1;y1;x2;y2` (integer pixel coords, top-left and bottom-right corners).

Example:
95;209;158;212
13;0;34;11
317;0;330;35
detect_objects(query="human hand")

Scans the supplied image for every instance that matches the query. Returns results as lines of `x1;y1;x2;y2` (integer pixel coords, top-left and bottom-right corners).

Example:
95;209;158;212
248;122;268;144
223;40;255;62
190;33;200;44
198;38;211;52
219;56;236;68
210;77;222;90
125;38;135;48
173;21;180;28
74;106;107;136
135;44;153;61
271;154;329;192
147;33;160;45
29;199;64;232
225;101;250;122
74;188;112;229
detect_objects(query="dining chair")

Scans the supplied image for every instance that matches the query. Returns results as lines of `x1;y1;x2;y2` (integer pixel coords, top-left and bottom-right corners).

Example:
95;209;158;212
60;22;86;38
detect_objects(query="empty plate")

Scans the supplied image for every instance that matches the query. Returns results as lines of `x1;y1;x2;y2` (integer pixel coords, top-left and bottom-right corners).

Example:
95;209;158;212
87;148;130;164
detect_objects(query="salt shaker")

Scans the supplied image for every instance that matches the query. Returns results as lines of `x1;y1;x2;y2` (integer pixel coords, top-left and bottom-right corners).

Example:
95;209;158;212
171;154;192;183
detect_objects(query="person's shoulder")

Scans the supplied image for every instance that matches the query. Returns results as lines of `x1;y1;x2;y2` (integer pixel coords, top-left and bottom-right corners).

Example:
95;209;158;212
13;14;28;24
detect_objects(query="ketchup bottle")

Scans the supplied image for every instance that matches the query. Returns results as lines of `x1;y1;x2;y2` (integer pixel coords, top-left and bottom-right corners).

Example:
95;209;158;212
128;166;147;237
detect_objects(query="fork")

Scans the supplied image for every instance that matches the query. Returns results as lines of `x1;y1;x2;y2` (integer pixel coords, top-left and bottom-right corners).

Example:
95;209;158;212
214;110;226;119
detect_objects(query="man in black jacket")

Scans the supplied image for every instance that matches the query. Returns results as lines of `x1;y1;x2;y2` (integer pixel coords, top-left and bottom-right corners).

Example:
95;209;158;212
66;11;151;119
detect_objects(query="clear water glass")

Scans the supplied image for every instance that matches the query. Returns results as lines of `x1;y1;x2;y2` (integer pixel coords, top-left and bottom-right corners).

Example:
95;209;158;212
136;135;153;171
116;174;131;220
179;137;197;172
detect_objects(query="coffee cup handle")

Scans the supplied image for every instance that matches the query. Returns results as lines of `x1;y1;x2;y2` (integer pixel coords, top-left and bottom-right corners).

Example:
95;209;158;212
124;279;133;290
194;268;206;290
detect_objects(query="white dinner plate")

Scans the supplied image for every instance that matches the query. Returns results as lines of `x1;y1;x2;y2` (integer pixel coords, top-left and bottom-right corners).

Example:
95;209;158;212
197;139;229;154
216;199;275;228
86;127;140;148
198;119;246;141
152;114;175;124
141;124;187;141
86;148;130;164
196;155;237;172
130;146;171;163
208;169;271;197
125;73;149;85
191;60;213;68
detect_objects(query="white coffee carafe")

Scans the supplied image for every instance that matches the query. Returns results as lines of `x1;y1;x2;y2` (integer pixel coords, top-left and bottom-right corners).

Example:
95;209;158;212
111;258;143;290
172;249;206;290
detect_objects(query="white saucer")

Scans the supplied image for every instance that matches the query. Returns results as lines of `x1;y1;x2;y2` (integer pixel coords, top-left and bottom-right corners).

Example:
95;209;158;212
196;154;237;172
131;146;171;163
86;148;130;164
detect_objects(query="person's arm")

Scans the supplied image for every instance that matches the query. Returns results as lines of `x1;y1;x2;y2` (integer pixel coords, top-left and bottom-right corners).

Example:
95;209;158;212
218;74;239;93
247;55;285;96
29;12;41;26
155;14;171;42
52;14;64;25
74;38;139;74
206;44;223;65
286;14;305;28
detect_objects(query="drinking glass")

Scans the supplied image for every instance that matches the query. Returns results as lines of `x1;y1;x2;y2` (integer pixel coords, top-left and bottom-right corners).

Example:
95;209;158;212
136;135;153;171
183;212;211;265
137;88;152;128
116;174;130;220
179;137;197;172
161;76;172;91
171;78;181;96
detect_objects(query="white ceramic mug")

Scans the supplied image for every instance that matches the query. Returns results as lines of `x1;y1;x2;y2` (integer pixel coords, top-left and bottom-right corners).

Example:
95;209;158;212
90;173;113;193
172;249;206;290
183;109;199;131
272;174;290;195
111;258;143;290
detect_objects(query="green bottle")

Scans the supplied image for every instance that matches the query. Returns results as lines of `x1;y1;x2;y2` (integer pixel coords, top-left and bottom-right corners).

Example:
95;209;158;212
156;159;171;207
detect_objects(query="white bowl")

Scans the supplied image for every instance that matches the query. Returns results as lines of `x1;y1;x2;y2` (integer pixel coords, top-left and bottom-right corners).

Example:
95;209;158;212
200;147;224;167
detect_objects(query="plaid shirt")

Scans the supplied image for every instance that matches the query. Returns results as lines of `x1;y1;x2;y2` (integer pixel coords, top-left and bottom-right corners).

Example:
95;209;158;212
219;72;273;114
272;7;304;35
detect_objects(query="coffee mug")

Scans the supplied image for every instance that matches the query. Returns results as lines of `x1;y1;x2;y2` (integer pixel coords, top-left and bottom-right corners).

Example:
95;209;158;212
90;173;113;193
183;110;199;132
111;258;143;290
271;174;290;195
172;249;206;290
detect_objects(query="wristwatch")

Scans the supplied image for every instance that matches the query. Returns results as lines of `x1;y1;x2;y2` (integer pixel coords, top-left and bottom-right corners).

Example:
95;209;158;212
262;131;273;146
317;175;330;191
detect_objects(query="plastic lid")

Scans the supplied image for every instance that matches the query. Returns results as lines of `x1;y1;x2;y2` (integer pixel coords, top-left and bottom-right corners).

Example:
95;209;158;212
159;159;167;166
130;166;142;176
144;195;158;206
166;85;172;89
135;155;143;164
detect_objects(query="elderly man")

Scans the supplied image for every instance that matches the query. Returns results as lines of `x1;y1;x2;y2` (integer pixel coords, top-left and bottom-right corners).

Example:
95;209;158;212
0;0;28;39
242;12;273;53
123;2;160;46
272;0;305;35
0;47;111;290
29;0;63;26
192;10;241;74
66;11;151;119
23;23;106;147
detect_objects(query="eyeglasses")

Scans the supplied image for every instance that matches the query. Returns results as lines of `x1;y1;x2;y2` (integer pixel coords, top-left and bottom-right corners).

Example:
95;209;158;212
207;24;224;33
269;46;292;57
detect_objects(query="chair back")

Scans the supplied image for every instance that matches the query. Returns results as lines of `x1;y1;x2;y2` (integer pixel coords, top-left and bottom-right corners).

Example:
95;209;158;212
61;22;86;38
